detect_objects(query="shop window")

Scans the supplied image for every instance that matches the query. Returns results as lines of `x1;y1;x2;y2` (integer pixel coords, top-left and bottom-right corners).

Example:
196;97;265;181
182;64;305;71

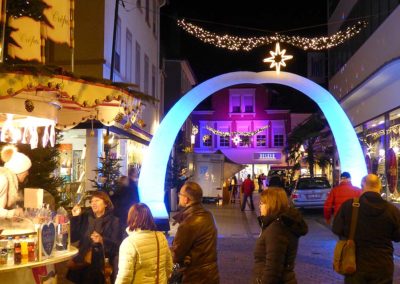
239;136;251;147
256;135;266;147
274;134;284;147
220;135;230;147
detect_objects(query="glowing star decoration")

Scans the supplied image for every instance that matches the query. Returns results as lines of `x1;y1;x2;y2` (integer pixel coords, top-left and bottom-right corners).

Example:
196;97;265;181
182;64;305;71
263;43;293;74
232;135;242;145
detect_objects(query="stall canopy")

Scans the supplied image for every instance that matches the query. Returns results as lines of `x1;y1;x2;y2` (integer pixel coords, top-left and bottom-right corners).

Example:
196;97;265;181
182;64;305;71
214;150;246;180
0;69;155;148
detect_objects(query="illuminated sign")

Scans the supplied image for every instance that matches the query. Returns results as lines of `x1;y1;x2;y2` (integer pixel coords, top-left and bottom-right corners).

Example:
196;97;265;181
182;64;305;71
254;152;281;160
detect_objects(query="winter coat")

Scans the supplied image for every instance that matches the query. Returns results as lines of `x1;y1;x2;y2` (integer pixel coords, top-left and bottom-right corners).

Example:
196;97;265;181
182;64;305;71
323;180;361;222
332;191;400;275
253;208;308;284
0;167;19;218
115;229;172;284
242;178;255;195
111;182;139;231
172;203;219;284
67;208;121;283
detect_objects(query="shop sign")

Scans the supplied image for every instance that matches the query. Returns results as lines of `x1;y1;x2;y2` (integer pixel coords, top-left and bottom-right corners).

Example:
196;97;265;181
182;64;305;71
254;152;281;160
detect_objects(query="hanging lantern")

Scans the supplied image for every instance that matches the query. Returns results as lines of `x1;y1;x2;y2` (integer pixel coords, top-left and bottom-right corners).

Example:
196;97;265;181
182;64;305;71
24;99;35;112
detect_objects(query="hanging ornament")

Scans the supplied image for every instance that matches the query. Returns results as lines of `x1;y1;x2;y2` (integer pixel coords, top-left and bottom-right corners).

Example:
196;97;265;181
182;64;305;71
263;42;293;74
114;112;124;123
137;119;146;128
90;120;95;137
232;135;242;145
192;125;199;135
24;99;35;112
42;125;50;148
202;134;211;143
124;121;132;130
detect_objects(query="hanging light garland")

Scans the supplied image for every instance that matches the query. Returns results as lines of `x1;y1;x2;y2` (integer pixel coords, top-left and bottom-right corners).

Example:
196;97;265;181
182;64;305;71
177;19;367;51
205;124;269;137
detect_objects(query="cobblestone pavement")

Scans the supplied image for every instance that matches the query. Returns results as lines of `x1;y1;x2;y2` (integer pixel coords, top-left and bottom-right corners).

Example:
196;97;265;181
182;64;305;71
193;198;400;284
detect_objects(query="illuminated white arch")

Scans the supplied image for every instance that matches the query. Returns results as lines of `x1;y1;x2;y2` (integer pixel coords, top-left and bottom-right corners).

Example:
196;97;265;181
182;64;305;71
139;71;367;218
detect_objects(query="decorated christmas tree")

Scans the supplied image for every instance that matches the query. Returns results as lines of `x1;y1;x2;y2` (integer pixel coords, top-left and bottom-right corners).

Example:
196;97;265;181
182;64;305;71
90;135;122;196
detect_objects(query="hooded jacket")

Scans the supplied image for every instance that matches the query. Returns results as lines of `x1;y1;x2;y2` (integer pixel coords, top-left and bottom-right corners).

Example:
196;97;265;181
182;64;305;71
115;229;172;284
172;203;219;284
253;207;308;284
332;191;400;275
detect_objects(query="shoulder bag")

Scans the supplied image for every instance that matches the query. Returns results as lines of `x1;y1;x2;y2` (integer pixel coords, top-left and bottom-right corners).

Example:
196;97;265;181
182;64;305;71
333;197;359;275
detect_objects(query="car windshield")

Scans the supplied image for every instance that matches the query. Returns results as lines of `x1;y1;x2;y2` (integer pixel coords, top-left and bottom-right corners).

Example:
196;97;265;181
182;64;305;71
297;178;330;190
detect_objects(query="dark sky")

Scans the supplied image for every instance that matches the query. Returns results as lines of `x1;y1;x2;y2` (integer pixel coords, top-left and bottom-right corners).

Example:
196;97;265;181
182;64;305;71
161;0;328;112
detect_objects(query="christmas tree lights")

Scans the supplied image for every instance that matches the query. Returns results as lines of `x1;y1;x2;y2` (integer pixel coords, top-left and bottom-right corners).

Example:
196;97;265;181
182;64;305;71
177;19;367;51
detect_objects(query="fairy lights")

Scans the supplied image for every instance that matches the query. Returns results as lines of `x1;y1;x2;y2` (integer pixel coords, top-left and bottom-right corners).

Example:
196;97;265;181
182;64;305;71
177;19;367;51
263;43;293;74
205;124;269;137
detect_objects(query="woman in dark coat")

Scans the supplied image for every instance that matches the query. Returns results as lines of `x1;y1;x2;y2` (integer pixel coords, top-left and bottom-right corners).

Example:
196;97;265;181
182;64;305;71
253;187;308;284
67;191;121;284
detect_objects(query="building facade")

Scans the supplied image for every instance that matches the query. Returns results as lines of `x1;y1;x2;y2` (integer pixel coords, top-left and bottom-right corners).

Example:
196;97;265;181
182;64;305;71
48;0;166;190
328;1;400;200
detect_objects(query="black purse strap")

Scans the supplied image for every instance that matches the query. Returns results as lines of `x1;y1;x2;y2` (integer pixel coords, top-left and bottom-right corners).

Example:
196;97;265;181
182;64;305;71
155;231;160;284
349;197;360;240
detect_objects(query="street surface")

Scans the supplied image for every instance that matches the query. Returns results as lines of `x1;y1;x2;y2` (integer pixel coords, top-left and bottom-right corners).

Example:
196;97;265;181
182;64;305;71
169;194;400;283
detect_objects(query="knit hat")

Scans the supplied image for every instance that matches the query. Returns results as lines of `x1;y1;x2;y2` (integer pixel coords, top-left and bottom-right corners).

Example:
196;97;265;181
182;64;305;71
340;172;351;179
1;145;32;174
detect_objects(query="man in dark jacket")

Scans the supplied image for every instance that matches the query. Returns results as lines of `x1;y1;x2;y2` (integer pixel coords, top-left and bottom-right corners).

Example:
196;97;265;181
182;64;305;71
172;181;219;284
332;174;400;283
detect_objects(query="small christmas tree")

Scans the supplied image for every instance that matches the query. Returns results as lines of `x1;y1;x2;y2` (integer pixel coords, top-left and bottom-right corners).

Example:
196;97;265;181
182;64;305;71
90;135;122;196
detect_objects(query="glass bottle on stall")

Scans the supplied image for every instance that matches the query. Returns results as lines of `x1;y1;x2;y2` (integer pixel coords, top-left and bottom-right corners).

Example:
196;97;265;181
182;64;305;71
14;237;21;265
21;236;28;264
28;235;36;262
7;237;14;265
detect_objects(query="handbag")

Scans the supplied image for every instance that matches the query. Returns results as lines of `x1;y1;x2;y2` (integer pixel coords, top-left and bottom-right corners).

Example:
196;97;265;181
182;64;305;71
168;263;183;284
333;197;359;275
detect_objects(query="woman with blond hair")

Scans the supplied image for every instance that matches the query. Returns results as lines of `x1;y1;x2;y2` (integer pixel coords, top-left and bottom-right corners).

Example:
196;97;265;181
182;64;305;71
253;187;308;283
115;203;172;284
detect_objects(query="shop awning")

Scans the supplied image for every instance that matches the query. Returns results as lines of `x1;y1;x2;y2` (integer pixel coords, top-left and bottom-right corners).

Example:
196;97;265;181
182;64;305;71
0;68;155;147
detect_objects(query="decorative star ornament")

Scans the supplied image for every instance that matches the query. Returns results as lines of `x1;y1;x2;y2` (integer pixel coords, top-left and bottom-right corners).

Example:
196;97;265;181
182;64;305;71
232;135;242;146
263;42;293;74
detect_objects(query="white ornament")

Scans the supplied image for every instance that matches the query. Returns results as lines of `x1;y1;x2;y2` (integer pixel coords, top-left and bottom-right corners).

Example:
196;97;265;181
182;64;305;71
263;42;293;74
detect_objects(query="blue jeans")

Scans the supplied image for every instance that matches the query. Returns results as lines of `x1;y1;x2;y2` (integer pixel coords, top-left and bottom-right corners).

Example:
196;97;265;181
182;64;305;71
241;194;254;211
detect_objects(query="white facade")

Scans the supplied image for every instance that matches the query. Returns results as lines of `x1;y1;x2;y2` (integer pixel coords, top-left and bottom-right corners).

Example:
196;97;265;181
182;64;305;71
328;2;400;126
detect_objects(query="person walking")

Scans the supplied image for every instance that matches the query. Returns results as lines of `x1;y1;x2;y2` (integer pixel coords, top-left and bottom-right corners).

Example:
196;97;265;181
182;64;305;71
241;174;255;211
254;187;308;283
172;181;219;284
115;203;172;284
332;174;400;284
324;172;361;224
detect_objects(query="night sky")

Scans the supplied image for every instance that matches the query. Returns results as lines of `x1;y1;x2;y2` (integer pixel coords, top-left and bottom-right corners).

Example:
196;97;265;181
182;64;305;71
161;0;329;112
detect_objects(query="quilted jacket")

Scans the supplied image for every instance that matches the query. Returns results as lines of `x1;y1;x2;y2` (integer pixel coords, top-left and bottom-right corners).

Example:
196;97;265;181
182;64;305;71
115;229;173;284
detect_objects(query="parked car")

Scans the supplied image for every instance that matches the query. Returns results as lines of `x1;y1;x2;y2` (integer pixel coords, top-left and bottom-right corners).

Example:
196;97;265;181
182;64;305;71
290;176;331;208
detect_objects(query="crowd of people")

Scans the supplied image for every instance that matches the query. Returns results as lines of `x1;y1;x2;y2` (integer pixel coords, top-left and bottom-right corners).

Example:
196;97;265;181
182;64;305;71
2;144;399;283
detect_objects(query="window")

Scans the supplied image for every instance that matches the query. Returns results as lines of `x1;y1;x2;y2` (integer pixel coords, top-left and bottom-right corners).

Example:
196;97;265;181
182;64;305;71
144;54;149;94
152;0;157;36
125;29;132;82
115;17;121;73
239;136;251;147
229;89;255;113
256;135;266;147
274;134;284;147
220;135;230;147
203;135;212;147
135;42;141;86
145;0;150;25
231;95;241;113
151;64;156;97
243;95;254;113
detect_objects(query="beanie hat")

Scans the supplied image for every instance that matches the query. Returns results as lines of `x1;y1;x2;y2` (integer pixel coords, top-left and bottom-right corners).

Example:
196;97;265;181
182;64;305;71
1;145;32;174
340;172;351;179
